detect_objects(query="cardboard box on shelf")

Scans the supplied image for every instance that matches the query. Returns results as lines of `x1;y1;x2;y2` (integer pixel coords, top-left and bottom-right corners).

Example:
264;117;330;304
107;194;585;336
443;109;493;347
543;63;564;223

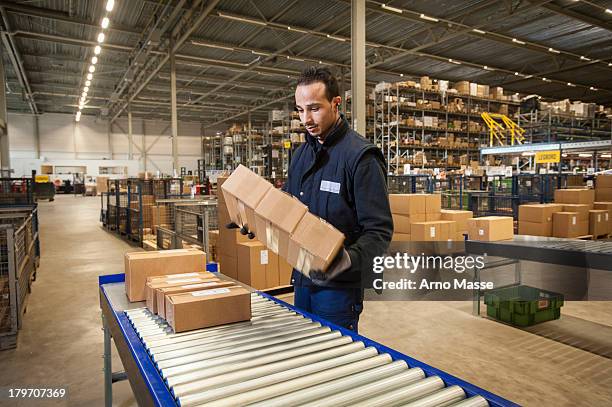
392;213;425;234
287;212;345;277
145;275;219;313
467;216;514;241
124;249;206;302
236;241;279;290
392;233;411;241
254;188;308;259
156;281;237;319
221;165;273;234
561;204;590;222
420;76;432;89
166;286;251;333
440;210;473;231
217;252;237;279
552;212;587;238
518;221;552;237
596;175;612;189
454;81;470;94
595;188;612;202
554;188;595;205
389;194;426;215
589;210;609;237
518;204;564;223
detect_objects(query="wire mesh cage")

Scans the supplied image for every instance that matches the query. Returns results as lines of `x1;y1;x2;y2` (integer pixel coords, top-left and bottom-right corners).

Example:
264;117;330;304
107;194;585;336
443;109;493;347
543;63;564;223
387;175;434;194
467;191;518;219
0;179;33;206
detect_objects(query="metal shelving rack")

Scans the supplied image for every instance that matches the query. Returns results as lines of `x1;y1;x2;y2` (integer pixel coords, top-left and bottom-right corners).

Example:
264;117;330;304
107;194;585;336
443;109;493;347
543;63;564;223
517;110;612;144
373;82;520;174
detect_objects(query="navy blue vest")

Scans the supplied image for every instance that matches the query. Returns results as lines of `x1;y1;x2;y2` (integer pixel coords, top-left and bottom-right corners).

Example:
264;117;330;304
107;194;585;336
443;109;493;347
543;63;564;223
284;116;385;286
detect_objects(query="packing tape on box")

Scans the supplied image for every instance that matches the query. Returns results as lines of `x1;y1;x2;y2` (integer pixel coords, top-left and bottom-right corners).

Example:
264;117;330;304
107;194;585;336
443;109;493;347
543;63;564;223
265;222;280;253
296;247;314;277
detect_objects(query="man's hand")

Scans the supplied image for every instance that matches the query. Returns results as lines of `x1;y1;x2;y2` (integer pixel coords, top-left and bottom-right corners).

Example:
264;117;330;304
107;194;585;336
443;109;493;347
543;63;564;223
309;248;351;284
225;222;256;239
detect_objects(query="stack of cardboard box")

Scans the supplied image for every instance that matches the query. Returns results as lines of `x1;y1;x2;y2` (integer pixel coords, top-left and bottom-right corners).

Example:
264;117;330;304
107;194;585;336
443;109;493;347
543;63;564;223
553;188;594;237
441;209;473;240
595;175;612;202
390;194;460;241
589;209;609;238
222;165;344;280
518;204;563;237
594;202;612;232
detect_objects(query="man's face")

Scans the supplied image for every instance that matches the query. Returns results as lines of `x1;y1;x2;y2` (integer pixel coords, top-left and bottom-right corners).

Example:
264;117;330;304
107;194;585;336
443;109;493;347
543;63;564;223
295;82;341;138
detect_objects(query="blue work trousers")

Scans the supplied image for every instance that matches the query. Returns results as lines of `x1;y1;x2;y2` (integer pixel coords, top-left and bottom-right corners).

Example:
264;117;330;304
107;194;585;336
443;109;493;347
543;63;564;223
294;286;364;333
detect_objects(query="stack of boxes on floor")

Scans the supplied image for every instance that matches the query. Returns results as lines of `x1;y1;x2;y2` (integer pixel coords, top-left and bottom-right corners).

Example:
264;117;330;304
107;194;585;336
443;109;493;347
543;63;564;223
124;249;251;333
390;194;472;241
518;182;610;239
466;217;514;241
220;165;344;283
594;175;612;237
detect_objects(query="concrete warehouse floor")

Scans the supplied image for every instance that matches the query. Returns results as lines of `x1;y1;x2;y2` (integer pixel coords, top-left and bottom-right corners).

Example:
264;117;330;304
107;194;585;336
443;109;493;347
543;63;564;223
0;195;610;406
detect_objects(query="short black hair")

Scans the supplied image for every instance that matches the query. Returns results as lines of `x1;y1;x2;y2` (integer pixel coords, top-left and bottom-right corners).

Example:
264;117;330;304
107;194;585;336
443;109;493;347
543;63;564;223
296;66;339;101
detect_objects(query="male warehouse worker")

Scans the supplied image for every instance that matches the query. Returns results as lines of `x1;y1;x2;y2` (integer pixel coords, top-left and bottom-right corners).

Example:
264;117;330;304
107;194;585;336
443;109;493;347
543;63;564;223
233;67;392;332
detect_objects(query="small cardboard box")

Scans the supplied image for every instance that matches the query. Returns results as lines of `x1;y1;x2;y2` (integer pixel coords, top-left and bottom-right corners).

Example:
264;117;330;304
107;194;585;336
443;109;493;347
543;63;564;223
218;252;237;279
392;233;411;241
425;194;441;213
562;204;590;222
157;281;236;319
554;189;595;205
596;175;612;189
124;249;206;302
518;221;552;237
236;241;278;290
166;286;251;333
593;202;612;229
552;212;586;238
255;188;308;259
218;228;250;258
411;221;455;241
392;213;425;234
589;210;609;236
518;204;564;223
455;81;470;94
441;209;473;231
287;212;345;277
595;188;612;202
389;194;426;215
146;275;219;313
221;165;272;234
467;217;514;241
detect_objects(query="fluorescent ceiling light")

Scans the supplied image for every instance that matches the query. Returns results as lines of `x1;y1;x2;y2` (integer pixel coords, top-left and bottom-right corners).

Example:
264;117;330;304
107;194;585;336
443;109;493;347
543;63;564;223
218;12;267;26
94;45;101;55
89;65;96;73
101;17;109;29
548;48;560;54
251;50;270;56
82;91;87;97
472;29;485;34
105;0;114;12
84;86;89;92
97;32;105;43
399;73;404;77
512;38;525;45
419;14;439;22
91;56;98;65
286;26;308;33
601;153;611;158
542;77;548;81
85;80;91;86
521;152;535;156
590;86;598;91
191;41;234;51
605;9;612;14
326;34;346;42
483;65;493;70
381;4;403;13
87;73;93;80
567;82;575;87
578;153;592;158
286;56;304;61
514;72;519;76
448;58;461;65
580;56;591;61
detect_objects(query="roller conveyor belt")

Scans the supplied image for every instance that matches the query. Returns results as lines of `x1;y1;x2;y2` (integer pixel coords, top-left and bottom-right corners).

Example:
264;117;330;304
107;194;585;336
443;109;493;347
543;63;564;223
121;292;513;407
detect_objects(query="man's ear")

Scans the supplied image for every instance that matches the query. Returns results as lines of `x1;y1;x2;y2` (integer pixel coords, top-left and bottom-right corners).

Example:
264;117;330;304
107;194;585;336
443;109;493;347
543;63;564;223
333;96;342;111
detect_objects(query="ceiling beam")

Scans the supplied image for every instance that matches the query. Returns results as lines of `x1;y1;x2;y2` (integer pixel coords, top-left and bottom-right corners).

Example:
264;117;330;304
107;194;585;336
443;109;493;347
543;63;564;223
531;1;612;32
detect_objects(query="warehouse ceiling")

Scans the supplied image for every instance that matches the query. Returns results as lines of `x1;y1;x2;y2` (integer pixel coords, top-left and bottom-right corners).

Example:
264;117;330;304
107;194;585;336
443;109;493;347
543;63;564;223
1;0;612;127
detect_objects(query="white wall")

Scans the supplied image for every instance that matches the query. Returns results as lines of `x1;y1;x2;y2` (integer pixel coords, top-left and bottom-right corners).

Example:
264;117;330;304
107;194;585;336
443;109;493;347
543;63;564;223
7;112;205;176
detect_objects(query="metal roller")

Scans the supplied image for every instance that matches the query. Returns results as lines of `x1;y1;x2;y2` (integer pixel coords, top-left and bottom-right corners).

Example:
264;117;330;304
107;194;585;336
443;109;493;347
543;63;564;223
150;322;322;358
247;360;412;407
154;326;332;367
140;314;301;343
145;317;310;349
448;396;489;407
156;329;338;370
299;367;427;407
172;342;368;398
176;348;381;405
400;386;466;407
350;376;446;407
193;353;393;407
165;336;353;387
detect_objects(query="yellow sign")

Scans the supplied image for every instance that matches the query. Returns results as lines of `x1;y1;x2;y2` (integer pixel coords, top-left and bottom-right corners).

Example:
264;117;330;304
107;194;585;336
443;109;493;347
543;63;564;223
283;140;291;149
35;175;50;183
535;150;560;164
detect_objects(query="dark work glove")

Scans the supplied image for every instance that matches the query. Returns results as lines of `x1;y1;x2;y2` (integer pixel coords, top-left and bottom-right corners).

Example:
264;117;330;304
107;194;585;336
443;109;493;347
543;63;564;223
309;248;352;284
225;222;256;239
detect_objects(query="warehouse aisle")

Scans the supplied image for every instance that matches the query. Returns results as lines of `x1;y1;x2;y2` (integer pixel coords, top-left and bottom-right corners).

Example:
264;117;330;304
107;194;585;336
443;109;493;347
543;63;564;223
0;195;138;406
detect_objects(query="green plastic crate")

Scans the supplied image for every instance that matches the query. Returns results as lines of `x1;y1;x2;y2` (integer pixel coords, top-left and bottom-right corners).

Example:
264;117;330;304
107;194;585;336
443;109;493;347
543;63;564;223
484;285;564;327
